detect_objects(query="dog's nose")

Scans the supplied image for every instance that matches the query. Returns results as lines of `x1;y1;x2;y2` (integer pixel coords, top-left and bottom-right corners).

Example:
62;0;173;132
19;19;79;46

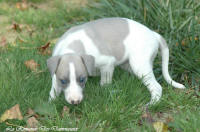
71;100;80;105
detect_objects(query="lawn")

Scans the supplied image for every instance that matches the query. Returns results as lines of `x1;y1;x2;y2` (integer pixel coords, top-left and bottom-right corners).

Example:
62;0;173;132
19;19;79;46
0;0;199;131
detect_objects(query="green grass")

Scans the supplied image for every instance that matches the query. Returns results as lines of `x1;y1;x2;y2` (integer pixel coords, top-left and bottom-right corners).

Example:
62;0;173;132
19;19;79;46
0;0;200;131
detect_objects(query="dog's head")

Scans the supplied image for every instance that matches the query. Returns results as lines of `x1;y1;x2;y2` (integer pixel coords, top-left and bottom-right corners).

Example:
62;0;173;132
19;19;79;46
47;53;95;104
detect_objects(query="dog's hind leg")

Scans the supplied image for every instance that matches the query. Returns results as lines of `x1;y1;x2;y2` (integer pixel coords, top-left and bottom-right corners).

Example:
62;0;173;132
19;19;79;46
129;57;162;105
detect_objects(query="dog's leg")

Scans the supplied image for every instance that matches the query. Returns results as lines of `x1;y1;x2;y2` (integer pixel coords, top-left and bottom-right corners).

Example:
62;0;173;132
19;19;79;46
100;65;114;86
129;57;162;105
49;74;62;101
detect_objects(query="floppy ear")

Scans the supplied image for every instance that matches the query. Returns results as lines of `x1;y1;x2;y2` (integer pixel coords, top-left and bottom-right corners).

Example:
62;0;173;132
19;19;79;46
47;56;60;76
81;55;95;76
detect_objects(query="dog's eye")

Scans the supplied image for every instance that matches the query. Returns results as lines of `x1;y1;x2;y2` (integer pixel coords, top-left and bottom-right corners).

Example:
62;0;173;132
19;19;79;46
60;79;67;85
79;77;85;83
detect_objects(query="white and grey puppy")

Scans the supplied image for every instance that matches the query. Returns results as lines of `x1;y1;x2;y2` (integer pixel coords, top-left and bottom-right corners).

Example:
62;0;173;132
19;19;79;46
47;17;185;105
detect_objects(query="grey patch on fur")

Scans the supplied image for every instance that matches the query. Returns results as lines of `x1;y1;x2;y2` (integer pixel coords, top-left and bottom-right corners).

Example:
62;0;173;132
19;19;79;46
67;40;86;55
47;56;61;76
81;54;95;76
53;17;129;61
84;17;129;61
52;25;83;54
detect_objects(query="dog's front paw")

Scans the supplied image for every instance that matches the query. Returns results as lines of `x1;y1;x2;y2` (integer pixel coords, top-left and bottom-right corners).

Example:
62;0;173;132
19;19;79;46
100;80;112;86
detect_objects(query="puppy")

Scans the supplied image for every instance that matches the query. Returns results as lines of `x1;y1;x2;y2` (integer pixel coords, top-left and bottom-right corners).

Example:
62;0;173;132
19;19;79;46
47;17;185;105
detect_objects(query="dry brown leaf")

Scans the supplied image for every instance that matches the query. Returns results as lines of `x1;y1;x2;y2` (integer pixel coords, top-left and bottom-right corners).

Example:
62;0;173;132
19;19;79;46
26;108;39;119
11;23;22;31
27;108;35;116
0;104;23;122
21;1;28;10
16;0;28;10
181;40;186;46
0;36;7;47
38;42;52;55
24;59;40;71
141;111;154;123
165;116;173;123
153;121;168;132
39;42;51;51
26;117;39;128
61;106;70;117
16;2;21;9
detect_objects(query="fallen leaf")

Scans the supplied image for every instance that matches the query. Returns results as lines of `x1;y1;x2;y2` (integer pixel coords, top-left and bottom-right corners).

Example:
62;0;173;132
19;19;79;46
141;111;154;123
39;42;50;51
28;108;35;115
26;108;39;119
153;121;168;132
27;108;35;117
21;0;28;10
11;23;22;31
38;42;52;55
165;116;173;123
181;40;186;46
0;104;23;122
26;117;39;128
61;106;70;117
0;36;7;47
24;59;40;72
16;0;28;10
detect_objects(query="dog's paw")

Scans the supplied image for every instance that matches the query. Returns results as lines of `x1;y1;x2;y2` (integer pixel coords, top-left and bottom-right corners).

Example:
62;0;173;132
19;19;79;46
100;81;112;86
175;84;186;89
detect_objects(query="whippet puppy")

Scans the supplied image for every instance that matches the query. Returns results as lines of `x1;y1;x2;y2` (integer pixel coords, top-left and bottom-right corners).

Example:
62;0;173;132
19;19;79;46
47;17;185;105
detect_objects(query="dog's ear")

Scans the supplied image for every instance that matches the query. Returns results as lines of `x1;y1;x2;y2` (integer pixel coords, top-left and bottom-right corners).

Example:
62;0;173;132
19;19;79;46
47;56;60;76
81;55;95;76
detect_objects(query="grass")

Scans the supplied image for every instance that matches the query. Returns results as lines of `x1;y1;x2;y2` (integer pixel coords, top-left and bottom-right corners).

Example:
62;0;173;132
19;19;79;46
0;0;199;131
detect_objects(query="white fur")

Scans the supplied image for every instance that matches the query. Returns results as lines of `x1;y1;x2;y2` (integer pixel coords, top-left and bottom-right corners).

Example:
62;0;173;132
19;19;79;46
64;63;83;104
49;18;185;105
49;74;62;101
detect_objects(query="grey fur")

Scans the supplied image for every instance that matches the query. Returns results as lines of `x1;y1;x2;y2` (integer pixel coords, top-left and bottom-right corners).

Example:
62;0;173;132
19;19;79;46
47;56;61;76
52;25;83;54
55;54;88;88
53;18;129;61
68;40;86;55
81;54;95;76
84;18;129;61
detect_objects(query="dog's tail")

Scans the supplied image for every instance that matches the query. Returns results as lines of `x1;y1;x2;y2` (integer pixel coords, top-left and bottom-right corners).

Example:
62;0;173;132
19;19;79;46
155;32;185;89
